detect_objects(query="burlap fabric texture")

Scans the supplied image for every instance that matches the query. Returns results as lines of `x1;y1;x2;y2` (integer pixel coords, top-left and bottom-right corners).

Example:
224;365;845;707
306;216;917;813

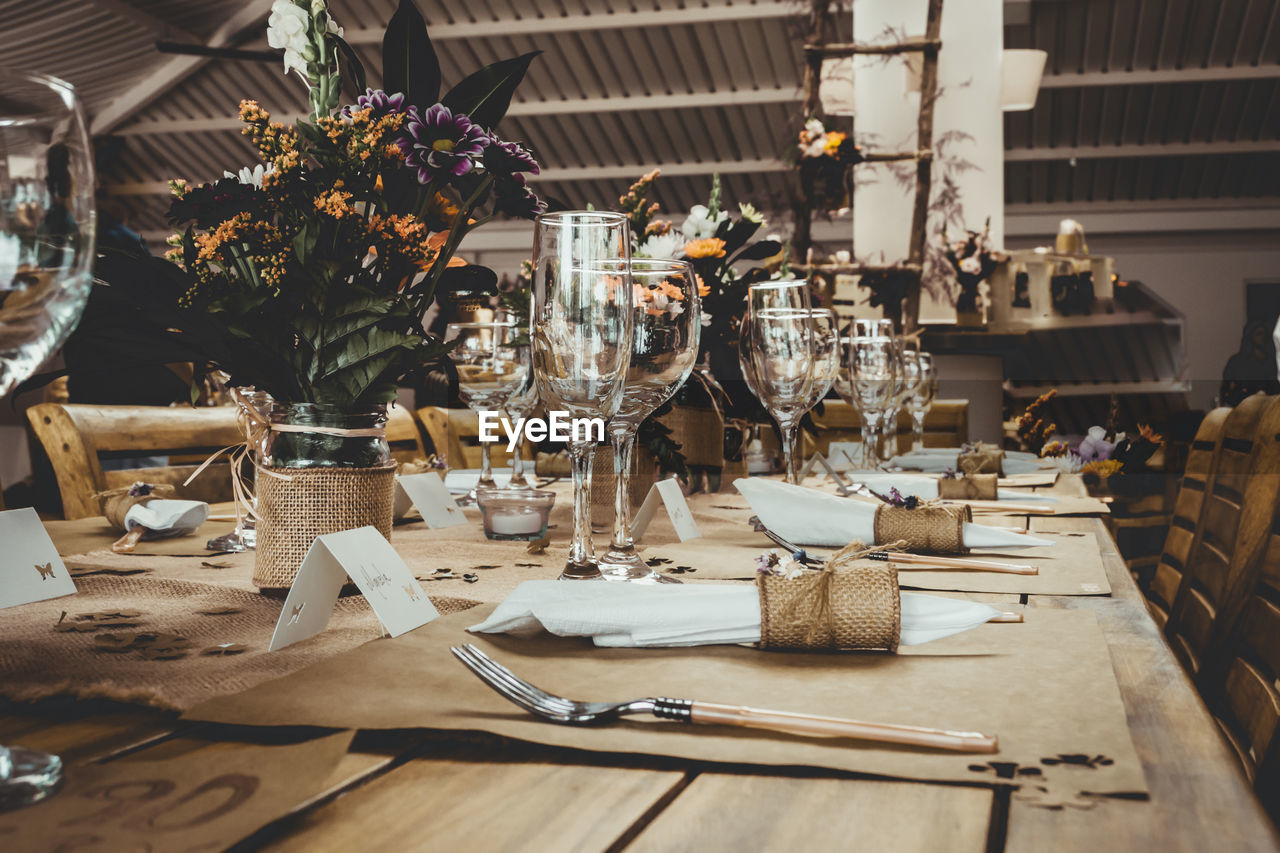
254;465;396;590
757;547;900;652
873;503;971;554
590;445;657;518
957;444;1005;476
937;474;999;500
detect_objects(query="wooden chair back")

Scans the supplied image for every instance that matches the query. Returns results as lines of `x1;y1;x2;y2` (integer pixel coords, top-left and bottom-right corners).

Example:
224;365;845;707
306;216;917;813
415;407;530;470
1164;394;1272;675
26;403;243;519
807;400;969;457
1147;407;1231;627
386;404;428;465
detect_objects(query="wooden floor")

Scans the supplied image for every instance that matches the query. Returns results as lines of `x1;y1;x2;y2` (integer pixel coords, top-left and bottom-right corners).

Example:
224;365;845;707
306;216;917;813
2;482;1278;851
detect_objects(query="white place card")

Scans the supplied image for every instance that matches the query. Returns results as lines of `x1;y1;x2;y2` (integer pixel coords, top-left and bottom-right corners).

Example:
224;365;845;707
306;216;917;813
395;473;467;528
631;479;701;542
268;527;438;651
0;507;76;610
798;453;853;495
826;442;862;471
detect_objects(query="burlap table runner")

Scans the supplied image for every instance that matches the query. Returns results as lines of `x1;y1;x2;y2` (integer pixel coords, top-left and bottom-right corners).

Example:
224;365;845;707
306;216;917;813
873;503;970;554
0;576;477;711
937;474;999;501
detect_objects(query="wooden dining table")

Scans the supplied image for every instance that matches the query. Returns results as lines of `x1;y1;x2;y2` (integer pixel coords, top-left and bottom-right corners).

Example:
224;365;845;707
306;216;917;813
2;474;1277;851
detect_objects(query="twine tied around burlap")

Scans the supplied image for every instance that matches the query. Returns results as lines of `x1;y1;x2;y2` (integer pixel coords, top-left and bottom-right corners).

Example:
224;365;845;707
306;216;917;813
873;502;972;554
758;540;902;652
937;473;999;501
957;442;1004;476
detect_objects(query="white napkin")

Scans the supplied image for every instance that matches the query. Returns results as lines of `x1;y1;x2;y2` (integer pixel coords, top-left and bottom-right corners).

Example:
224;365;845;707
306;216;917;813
890;448;1042;475
734;478;1053;550
468;580;1001;648
848;471;1056;503
123;500;209;540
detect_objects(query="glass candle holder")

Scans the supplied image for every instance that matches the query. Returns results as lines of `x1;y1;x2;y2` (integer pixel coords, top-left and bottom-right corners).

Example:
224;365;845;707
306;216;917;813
477;488;555;541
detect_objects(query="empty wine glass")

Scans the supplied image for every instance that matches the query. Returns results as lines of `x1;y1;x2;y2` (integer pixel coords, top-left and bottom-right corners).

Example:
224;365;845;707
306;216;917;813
447;321;530;501
530;211;634;580
906;352;939;451
502;370;538;489
850;336;901;470
207;388;273;551
880;337;922;462
736;313;776;475
801;309;840;413
0;70;95;812
598;259;700;583
751;306;815;484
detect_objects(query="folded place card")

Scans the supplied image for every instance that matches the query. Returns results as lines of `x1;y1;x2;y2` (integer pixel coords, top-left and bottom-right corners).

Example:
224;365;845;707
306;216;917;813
826;442;862;471
0;507;77;610
395;473;467;528
268;526;438;651
631;478;701;542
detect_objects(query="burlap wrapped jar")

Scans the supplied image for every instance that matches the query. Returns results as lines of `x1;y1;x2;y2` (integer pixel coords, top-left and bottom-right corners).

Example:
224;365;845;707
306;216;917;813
253;403;395;591
658;405;724;468
590;444;658;523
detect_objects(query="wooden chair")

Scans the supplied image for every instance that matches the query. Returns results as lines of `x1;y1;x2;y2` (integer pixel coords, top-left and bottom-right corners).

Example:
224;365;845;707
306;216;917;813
807;399;969;457
26;403;243;519
386;404;428;465
415;407;530;470
1146;407;1231;628
1163;394;1272;675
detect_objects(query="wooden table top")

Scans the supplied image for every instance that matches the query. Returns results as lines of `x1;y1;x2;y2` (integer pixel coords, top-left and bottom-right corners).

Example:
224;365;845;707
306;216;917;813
2;475;1277;851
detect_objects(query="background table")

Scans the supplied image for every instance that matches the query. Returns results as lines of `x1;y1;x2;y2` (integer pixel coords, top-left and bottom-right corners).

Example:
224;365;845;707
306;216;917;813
2;475;1276;851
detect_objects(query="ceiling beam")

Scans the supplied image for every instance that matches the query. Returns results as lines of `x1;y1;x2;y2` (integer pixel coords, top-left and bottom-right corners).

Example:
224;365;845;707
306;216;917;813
1004;140;1280;161
111;86;802;136
85;0;196;41
91;0;276;136
340;1;798;43
1039;64;1280;89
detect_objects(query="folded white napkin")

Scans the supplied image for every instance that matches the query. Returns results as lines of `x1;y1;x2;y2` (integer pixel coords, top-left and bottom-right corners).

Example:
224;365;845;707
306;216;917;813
734;478;1053;550
848;471;1056;503
889;451;1042;476
468;580;1002;648
123;500;209;540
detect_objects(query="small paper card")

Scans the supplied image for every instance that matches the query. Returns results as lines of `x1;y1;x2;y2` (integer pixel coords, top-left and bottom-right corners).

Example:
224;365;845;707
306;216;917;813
0;507;76;610
268;526;438;651
395;473;467;528
799;452;852;493
826;442;862;471
631;479;701;542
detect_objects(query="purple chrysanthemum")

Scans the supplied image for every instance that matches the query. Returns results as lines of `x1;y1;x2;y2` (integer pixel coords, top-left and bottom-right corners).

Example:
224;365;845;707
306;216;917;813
493;178;547;219
343;88;409;119
398;103;489;182
484;135;540;177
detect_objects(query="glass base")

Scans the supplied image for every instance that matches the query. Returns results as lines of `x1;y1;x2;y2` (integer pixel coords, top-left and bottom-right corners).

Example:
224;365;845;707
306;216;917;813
598;549;681;584
559;560;604;581
0;746;63;812
207;525;256;552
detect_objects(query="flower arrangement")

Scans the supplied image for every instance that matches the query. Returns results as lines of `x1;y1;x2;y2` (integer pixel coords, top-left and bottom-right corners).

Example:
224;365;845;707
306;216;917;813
165;0;543;411
943;220;1006;317
793;117;863;209
1015;389;1058;453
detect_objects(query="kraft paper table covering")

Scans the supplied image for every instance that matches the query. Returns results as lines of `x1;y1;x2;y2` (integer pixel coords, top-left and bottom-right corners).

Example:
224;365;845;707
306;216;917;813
182;605;1147;800
642;527;1112;595
0;732;354;853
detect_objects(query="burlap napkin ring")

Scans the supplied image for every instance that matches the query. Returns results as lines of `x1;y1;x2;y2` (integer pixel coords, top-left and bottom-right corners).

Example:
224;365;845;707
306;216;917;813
873;502;972;554
96;482;177;531
957;443;1004;476
757;542;901;652
937;473;998;501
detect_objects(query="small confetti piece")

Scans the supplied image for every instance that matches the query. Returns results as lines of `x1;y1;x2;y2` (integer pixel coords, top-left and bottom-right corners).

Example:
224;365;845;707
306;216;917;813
201;561;233;569
462;573;479;583
197;606;242;616
471;565;500;570
202;643;248;656
515;562;541;568
526;537;549;554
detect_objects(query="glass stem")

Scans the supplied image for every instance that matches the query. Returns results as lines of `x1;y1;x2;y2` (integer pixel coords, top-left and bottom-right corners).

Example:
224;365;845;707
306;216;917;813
563;440;600;578
911;406;927;452
881;408;900;464
610;424;637;551
780;418;801;484
510;426;527;487
478;438;494;487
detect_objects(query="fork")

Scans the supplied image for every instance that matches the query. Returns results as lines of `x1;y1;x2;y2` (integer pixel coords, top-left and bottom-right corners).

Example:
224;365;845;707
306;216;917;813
450;644;998;753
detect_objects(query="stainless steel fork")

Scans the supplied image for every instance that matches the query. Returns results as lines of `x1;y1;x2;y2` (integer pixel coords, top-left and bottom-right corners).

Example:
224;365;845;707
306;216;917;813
450;644;998;753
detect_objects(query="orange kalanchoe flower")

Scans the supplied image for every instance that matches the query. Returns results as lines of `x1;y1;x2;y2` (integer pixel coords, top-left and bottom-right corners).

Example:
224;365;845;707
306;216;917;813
314;189;355;218
1138;424;1165;446
695;274;710;297
684;237;727;259
823;131;847;155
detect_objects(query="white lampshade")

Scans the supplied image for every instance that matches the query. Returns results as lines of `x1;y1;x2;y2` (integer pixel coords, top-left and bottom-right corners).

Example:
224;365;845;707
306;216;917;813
1000;49;1047;111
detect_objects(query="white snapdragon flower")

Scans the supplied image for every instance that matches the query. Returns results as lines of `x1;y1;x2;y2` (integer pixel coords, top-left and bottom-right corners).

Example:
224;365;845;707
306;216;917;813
268;0;313;77
681;204;729;241
958;255;982;275
738;202;765;226
804;118;826;137
635;231;683;260
223;163;275;188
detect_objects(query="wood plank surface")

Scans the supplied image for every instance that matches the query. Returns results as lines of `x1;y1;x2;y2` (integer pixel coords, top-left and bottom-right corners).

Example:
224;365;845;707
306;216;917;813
627;774;992;852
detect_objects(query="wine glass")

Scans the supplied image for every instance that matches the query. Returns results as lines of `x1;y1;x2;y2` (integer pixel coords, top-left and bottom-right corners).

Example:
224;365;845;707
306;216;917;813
530;211;634;580
0;70;94;812
598;259;701;583
906;352;938;451
502;370;538;489
849;337;901;470
446;321;530;501
751;306;815;484
880;337;922;462
207;388;273;551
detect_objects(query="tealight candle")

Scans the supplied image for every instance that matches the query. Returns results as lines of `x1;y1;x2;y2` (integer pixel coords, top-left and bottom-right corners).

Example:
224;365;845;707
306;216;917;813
477;488;555;541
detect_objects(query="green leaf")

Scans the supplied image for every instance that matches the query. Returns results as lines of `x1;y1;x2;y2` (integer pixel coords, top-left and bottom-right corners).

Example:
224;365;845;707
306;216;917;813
441;51;541;128
333;34;368;95
733;240;783;262
382;0;440;107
